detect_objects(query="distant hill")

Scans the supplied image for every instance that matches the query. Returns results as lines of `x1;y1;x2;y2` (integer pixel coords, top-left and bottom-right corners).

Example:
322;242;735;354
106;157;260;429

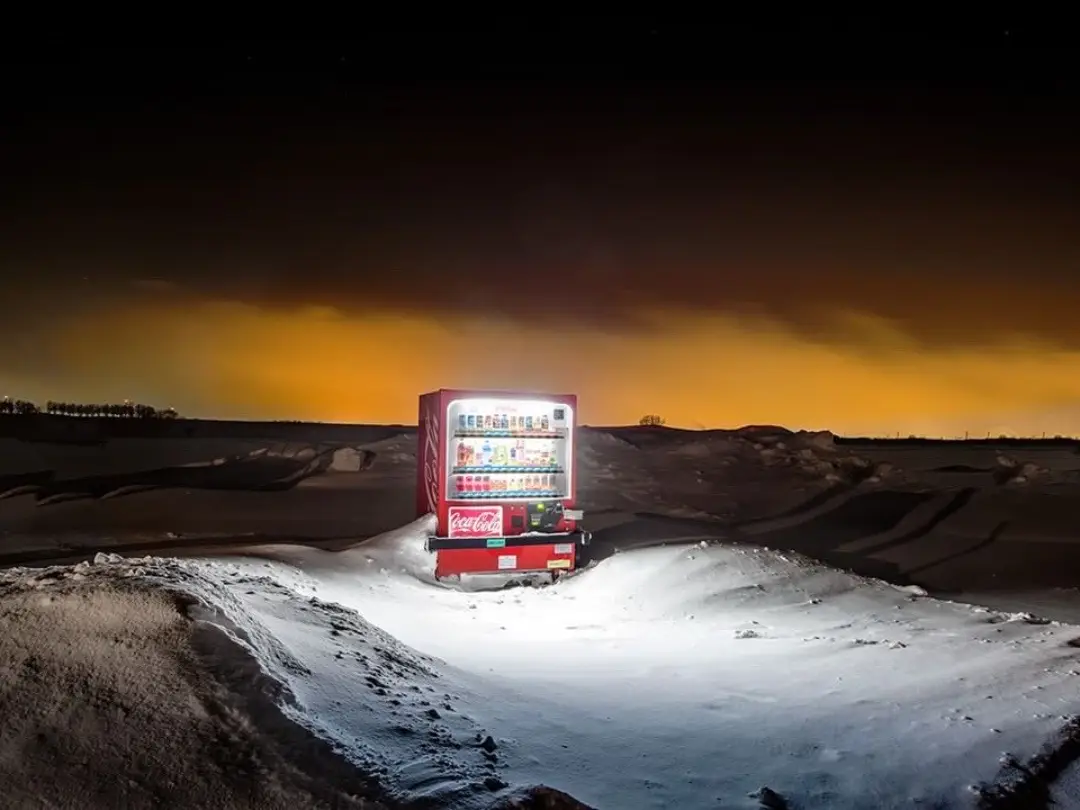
0;413;413;444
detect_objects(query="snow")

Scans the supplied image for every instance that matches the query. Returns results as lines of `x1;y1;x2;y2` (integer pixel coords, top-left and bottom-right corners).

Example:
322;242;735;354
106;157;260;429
0;559;386;809
1053;759;1080;807
197;525;1080;809
8;429;1080;806
8;519;1080;807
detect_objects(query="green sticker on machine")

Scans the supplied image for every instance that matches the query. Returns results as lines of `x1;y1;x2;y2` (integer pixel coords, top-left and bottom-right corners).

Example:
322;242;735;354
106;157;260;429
486;538;506;548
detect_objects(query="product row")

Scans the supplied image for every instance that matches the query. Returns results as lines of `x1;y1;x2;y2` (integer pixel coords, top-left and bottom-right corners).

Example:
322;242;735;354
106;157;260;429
453;473;561;495
454;437;559;468
457;412;552;432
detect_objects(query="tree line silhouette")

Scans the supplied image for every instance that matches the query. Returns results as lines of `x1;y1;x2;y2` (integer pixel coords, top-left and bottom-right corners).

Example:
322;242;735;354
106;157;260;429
0;398;179;419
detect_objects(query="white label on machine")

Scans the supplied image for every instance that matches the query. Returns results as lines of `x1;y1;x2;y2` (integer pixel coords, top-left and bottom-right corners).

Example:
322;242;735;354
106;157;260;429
564;509;584;520
554;543;573;554
497;555;518;570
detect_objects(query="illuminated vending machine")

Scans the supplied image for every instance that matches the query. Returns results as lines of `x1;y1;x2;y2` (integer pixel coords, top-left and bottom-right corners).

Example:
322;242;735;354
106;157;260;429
417;389;591;580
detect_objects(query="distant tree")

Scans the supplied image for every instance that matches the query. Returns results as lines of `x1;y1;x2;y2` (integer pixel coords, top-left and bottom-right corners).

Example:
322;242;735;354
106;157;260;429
639;414;666;427
0;397;181;418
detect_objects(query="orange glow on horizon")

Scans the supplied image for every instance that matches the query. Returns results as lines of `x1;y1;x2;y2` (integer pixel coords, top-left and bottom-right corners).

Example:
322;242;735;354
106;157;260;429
7;299;1080;437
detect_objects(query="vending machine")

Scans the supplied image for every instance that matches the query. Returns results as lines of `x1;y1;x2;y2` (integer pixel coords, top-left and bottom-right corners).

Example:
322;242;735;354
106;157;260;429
416;388;590;580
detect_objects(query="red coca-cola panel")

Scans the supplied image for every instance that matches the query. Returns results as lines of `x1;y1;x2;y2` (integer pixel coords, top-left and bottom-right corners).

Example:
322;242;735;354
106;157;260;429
416;390;443;519
434;543;577;579
448;506;504;538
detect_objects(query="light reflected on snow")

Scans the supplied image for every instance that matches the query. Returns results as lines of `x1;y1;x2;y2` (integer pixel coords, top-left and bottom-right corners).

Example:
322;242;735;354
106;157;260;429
189;522;1080;809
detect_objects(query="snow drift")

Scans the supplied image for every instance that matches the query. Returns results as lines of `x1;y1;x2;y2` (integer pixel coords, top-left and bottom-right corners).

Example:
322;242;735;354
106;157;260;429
8;512;1080;807
201;519;1080;809
0;562;388;809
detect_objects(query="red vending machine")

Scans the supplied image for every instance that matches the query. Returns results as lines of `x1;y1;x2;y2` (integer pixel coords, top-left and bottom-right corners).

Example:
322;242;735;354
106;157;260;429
417;388;591;580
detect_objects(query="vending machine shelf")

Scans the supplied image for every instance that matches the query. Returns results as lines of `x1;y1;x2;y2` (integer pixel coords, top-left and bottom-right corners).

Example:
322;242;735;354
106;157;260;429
453;430;564;440
452;465;563;474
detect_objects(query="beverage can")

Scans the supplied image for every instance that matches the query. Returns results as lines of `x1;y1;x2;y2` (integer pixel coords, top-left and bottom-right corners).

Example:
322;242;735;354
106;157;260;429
463;475;473;492
525;416;533;431
458;414;467;430
467;414;475;429
482;475;491;492
540;413;549;431
484;415;492;430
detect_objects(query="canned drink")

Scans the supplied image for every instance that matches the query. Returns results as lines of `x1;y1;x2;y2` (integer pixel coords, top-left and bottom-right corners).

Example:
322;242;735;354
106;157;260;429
467;414;475;429
458;414;467;430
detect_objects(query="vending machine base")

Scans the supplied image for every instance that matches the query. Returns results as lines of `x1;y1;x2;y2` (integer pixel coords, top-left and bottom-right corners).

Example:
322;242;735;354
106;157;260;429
426;530;592;580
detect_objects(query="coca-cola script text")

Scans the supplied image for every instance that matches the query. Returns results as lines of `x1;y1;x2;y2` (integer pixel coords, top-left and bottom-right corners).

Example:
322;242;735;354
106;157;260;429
448;507;504;538
421;401;440;514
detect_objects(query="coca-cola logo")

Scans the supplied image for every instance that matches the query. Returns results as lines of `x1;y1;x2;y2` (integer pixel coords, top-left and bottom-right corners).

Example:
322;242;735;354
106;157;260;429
448;507;504;538
422;402;440;513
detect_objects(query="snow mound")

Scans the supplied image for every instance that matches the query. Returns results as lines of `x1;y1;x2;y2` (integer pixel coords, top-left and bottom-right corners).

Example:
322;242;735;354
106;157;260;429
359;432;417;467
993;454;1050;486
0;561;390;809
199;527;1080;809
11;525;1080;808
1;550;587;809
330;446;364;472
657;427;882;484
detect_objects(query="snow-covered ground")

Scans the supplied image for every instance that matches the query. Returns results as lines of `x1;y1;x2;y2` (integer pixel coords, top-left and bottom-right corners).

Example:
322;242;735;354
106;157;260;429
8;426;1080;807
9;514;1080;808
0;559;390;809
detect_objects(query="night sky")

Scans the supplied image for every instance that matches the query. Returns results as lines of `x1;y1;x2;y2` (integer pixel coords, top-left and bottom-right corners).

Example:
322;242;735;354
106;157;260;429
3;28;1079;434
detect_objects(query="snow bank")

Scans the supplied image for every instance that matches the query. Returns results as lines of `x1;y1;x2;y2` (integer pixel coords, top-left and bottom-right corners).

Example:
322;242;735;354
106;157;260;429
0;560;390;809
654;426;889;487
212;526;1080;809
10;523;1080;807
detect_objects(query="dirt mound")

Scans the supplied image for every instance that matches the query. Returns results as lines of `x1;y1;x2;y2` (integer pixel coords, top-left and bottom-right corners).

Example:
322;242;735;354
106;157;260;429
722;430;889;484
993;454;1049;486
0;571;388;809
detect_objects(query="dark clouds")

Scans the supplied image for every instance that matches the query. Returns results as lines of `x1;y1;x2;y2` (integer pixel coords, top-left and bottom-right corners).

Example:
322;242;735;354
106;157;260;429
4;42;1080;348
